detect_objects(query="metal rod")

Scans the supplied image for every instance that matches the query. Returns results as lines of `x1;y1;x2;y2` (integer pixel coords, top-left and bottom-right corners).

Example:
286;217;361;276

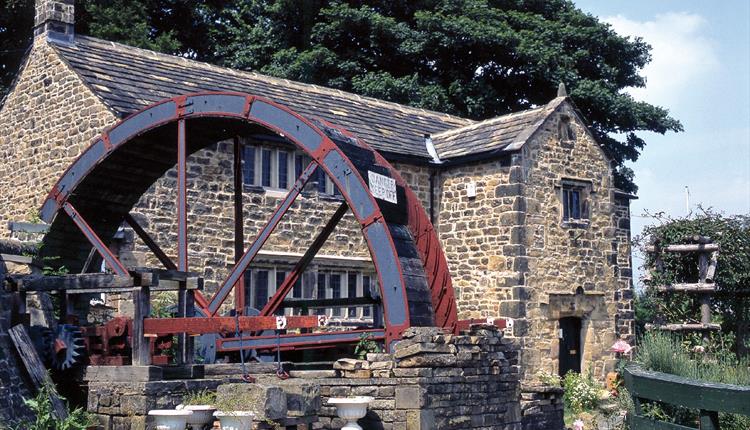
260;202;348;317
124;213;178;271
206;161;319;315
62;202;128;276
233;136;245;312
177;119;188;272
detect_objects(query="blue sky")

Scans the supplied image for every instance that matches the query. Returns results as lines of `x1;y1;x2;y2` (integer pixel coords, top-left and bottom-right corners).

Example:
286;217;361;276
574;0;750;286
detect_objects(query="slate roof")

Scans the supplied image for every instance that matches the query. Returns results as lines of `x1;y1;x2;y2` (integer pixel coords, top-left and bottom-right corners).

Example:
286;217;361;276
51;36;471;160
50;35;563;162
431;97;566;161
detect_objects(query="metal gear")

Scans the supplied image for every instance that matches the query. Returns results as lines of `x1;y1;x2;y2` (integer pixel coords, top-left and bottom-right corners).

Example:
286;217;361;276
51;324;86;370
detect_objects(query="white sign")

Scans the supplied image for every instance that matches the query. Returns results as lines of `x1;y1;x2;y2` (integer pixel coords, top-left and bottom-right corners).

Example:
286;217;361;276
368;171;397;204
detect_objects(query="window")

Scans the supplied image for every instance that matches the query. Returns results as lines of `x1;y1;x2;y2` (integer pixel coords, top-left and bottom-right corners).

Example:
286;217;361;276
243;142;340;195
561;180;590;224
244;265;375;320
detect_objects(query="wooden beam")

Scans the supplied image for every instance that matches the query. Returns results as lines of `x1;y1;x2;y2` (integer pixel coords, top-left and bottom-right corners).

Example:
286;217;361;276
8;325;68;419
651;283;717;293
646;244;719;253
0;253;33;265
132;286;151;366
143;315;321;336
645;323;721;332
12;273;133;292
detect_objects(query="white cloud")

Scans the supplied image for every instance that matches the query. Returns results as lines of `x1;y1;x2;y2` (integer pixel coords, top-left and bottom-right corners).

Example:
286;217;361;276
603;12;718;105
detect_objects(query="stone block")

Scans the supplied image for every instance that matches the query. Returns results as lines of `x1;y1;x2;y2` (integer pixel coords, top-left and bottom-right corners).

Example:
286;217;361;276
333;358;369;370
393;342;456;359
216;383;287;420
395;386;425;409
500;301;526;318
275;380;320;417
343;369;372;378
397;353;456;368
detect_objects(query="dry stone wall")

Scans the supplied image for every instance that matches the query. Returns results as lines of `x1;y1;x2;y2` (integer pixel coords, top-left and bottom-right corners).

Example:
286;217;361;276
0;38;117;236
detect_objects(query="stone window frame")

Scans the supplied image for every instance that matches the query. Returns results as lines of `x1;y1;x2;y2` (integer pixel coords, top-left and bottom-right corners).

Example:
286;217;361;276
241;138;341;198
244;264;375;321
557;178;592;228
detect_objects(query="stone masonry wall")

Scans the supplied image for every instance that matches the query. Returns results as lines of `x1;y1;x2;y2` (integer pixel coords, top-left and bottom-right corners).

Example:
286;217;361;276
305;325;525;430
436;157;521;320
517;104;632;379
520;385;564;430
0;38;117;237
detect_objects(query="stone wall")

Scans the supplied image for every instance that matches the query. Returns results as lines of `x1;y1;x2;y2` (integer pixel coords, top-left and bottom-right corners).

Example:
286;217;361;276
520;385;564;430
0;290;35;425
300;325;526;430
517;104;632;379
435;157;520;320
0;38;117;237
87;376;226;430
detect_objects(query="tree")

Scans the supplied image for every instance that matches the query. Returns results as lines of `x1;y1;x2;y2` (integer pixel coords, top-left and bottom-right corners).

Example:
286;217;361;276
0;0;683;192
636;209;750;356
0;0;34;99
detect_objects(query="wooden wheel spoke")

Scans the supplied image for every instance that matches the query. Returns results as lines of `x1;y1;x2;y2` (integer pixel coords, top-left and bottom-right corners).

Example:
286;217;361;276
259;202;349;317
206;160;319;315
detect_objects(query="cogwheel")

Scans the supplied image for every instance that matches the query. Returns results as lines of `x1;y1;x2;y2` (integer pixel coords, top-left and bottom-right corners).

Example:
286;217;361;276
29;326;54;366
51;324;86;370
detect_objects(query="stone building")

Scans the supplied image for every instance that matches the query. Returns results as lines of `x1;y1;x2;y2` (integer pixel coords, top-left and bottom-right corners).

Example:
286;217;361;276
0;0;634;380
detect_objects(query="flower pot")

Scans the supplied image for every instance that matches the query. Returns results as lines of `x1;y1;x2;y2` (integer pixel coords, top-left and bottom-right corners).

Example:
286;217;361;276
213;411;255;430
147;409;192;430
327;396;374;430
182;405;216;428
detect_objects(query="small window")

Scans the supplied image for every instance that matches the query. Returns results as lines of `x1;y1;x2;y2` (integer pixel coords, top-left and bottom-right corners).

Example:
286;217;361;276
561;180;590;223
347;273;358;318
330;273;342;317
254;270;269;309
362;275;372;317
559;115;576;142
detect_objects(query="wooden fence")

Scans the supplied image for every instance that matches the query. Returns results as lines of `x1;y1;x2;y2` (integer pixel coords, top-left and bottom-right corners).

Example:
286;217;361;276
624;366;750;429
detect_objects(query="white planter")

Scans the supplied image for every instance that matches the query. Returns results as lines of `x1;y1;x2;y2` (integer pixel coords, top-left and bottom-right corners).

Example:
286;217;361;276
213;411;255;430
182;405;216;428
147;409;192;430
327;396;374;430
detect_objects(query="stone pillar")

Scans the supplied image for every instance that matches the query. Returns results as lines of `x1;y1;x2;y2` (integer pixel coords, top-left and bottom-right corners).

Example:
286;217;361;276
34;0;75;42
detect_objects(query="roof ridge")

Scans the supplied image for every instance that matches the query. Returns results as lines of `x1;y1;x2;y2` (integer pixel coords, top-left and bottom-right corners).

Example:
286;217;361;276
70;35;473;126
431;106;544;139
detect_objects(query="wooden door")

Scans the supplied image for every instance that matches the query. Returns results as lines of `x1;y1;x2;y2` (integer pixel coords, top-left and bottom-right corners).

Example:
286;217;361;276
558;317;582;376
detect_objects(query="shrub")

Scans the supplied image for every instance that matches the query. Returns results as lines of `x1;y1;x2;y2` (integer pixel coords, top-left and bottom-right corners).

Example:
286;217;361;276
562;371;602;414
11;385;91;430
183;389;216;406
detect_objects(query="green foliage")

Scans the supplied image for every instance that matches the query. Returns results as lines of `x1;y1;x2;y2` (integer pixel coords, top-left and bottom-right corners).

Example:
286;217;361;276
0;0;34;100
0;0;683;192
182;389;217;406
536;370;562;387
353;332;381;359
11;385;92;430
630;332;750;429
636;209;750;354
562;371;602;415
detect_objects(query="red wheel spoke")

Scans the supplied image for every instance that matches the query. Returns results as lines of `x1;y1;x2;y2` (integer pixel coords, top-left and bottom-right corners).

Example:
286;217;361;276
206;160;319;315
63;202;128;276
260;202;348;316
124;213;177;271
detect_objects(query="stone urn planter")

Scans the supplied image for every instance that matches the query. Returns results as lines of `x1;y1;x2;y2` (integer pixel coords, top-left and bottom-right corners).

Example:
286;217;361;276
327;396;374;430
213;411;255;430
178;404;216;429
147;409;192;430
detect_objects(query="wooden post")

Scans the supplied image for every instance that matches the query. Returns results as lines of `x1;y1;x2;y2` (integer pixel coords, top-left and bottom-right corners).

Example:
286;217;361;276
185;288;195;363
698;252;712;327
699;410;719;430
177;282;186;365
9;325;68;419
132;285;152;366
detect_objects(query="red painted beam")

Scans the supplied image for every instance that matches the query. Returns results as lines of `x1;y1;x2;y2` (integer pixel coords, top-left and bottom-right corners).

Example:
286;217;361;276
63;202;128;276
143;315;321;336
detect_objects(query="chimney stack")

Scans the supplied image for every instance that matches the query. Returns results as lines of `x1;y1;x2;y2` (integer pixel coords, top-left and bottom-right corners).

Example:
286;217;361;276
34;0;75;43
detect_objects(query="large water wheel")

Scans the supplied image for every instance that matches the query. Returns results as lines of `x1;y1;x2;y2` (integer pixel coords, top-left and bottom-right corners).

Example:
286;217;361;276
38;92;458;354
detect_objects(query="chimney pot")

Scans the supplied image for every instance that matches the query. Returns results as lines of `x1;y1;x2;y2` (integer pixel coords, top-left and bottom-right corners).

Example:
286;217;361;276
34;0;75;43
